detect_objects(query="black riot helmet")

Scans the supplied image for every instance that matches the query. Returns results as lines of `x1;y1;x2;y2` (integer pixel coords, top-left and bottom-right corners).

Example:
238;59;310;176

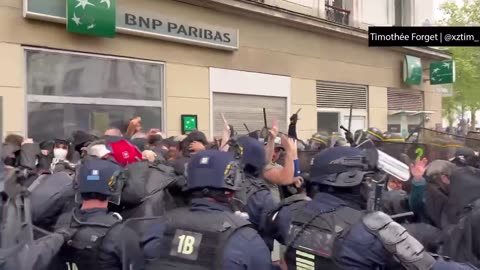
330;133;348;147
230;136;266;177
310;147;373;187
309;132;329;151
366;127;384;142
353;129;366;145
383;133;405;143
450;147;478;167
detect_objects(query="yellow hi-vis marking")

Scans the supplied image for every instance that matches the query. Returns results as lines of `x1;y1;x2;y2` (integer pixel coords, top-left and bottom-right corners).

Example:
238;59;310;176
296;250;315;260
296;250;315;270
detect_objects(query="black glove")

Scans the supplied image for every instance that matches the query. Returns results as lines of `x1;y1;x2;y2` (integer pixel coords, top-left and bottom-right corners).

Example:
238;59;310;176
55;227;78;243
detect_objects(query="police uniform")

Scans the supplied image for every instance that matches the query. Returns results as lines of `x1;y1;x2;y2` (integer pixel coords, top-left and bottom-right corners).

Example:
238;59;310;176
55;159;145;270
233;137;279;250
267;147;478;270
142;150;277;270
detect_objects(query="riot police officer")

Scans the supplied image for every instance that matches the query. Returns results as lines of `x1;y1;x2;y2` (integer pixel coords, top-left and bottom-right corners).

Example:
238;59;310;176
54;159;144;270
266;147;477;270
232;137;278;236
0;229;77;270
308;132;329;151
142;150;277;270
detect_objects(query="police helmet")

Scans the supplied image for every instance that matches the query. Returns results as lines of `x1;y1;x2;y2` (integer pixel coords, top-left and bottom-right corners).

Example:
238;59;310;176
310;147;372;187
330;133;348;147
235;136;266;174
383;133;405;143
353;129;366;145
366;127;384;142
309;132;329;150
186;150;241;192
450;147;477;166
77;159;121;196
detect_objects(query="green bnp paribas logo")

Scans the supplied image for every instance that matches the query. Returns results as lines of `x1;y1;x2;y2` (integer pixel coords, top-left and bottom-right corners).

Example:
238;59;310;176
67;0;116;38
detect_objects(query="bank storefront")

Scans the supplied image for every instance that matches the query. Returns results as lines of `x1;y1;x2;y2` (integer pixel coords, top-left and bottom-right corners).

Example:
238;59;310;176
0;0;449;141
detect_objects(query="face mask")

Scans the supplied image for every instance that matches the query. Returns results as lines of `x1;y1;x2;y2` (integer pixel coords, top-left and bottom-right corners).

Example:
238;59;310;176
53;148;68;160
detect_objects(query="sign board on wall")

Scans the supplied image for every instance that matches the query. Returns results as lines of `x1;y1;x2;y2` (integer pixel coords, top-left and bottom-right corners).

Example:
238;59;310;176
23;0;239;50
430;60;455;85
181;115;198;135
388;124;401;133
403;55;422;85
66;0;117;38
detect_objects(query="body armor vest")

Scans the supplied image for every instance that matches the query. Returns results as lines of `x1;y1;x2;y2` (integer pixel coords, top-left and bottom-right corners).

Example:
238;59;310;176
284;203;364;270
233;174;269;212
146;207;252;270
58;209;122;270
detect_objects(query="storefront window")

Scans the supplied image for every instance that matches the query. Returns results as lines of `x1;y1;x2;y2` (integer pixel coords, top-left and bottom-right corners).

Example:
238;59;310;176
317;112;339;134
26;49;164;142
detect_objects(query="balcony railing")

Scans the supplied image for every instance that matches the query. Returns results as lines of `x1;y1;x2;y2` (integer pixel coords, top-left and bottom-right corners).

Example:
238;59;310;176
325;4;350;26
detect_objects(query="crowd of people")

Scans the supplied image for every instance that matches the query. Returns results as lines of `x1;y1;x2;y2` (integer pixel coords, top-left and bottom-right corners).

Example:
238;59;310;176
0;114;479;270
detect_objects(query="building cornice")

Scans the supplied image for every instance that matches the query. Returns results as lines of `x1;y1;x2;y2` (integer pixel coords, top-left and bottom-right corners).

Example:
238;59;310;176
176;0;451;60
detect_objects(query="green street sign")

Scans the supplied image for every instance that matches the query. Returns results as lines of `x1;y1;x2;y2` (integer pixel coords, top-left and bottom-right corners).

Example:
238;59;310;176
430;60;455;85
67;0;116;38
403;55;422;85
181;115;198;134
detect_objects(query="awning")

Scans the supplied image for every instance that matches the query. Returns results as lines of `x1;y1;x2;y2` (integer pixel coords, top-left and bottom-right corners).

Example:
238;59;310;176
388;110;434;116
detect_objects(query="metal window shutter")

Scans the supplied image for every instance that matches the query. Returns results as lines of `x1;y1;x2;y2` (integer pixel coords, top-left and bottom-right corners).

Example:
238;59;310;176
212;93;287;137
387;89;424;111
316;81;367;109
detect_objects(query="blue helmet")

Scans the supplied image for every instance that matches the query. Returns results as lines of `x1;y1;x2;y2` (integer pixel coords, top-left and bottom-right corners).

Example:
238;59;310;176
310;146;371;187
186;150;241;192
77;159;121;196
235;136;266;174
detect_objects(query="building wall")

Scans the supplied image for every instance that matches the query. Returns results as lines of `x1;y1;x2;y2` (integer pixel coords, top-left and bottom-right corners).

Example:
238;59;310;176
0;43;25;137
368;86;388;131
165;63;210;136
413;0;435;25
291;78;317;140
0;0;443;139
424;84;443;128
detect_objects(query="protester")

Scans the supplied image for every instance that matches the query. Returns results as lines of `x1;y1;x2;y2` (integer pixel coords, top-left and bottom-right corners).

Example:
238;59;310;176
3;113;480;270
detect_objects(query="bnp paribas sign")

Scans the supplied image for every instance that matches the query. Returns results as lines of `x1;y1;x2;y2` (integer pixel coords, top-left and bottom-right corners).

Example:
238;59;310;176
23;0;239;51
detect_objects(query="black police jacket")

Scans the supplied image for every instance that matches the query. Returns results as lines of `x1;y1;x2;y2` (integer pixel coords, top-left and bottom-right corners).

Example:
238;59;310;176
52;208;145;270
0;233;65;270
144;202;254;270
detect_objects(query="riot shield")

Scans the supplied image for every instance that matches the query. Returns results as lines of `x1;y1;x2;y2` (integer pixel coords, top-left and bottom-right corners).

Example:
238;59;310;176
466;131;480;152
417;128;464;161
356;140;410;182
378;141;430;165
297;150;320;173
1;168;34;248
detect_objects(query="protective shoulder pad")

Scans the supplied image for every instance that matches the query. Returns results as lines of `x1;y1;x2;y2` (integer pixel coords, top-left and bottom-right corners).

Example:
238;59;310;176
272;194;310;217
363;212;436;270
223;211;252;229
363;211;393;231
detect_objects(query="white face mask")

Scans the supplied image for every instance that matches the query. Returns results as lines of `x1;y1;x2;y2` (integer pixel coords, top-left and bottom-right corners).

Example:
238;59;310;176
53;148;68;160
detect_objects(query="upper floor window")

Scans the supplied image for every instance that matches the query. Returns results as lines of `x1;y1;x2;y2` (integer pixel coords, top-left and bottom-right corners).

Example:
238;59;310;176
361;0;389;25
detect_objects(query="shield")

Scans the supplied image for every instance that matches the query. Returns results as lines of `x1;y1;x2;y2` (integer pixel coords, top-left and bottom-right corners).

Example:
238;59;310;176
297;150;320;173
466;131;480;152
417;128;464;161
379;141;431;165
